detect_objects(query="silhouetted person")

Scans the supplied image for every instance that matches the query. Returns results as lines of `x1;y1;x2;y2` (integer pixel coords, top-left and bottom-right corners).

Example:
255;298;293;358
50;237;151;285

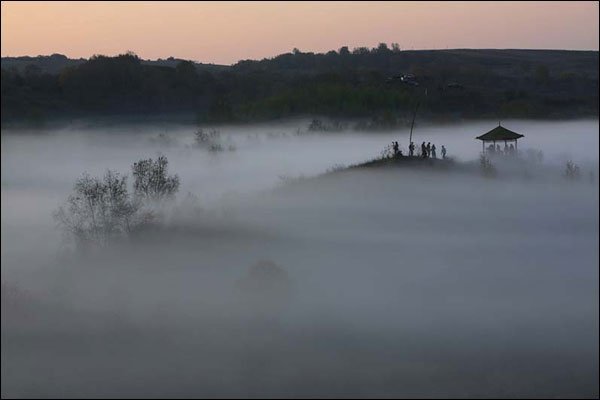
496;144;501;153
409;142;415;156
421;142;427;158
392;141;399;155
431;144;437;159
441;145;447;159
426;142;431;158
509;143;515;154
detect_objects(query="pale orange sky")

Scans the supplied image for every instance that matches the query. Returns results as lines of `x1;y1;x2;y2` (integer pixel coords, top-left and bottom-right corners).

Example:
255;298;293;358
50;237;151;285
1;1;598;65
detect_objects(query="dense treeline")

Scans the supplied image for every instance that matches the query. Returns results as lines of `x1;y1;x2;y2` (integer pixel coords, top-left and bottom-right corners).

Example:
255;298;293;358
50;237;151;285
2;46;598;126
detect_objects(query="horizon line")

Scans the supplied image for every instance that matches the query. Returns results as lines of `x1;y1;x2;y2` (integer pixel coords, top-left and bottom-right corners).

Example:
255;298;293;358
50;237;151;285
2;47;599;67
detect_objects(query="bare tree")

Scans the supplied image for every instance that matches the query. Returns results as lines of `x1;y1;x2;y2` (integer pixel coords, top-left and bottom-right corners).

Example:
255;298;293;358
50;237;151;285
55;155;179;249
54;170;142;248
132;155;180;202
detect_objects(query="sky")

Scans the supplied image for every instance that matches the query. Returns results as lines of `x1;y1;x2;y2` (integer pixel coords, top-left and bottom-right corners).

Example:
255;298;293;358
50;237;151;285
1;1;598;65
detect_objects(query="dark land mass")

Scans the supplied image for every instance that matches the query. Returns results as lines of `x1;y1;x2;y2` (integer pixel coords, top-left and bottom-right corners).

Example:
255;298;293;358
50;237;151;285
2;47;598;128
349;154;460;171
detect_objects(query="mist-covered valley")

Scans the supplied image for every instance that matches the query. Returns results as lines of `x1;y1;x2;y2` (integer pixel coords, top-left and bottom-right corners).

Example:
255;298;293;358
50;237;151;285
1;119;599;398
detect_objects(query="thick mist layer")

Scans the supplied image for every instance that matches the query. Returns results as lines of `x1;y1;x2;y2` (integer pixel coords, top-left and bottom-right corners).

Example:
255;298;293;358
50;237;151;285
1;119;599;398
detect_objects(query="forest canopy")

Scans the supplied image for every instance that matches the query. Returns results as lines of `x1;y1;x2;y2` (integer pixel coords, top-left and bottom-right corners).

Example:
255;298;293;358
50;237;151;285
2;46;598;126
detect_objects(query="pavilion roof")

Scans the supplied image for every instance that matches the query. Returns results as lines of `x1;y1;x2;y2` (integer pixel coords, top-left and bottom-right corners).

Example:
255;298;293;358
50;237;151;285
476;125;524;141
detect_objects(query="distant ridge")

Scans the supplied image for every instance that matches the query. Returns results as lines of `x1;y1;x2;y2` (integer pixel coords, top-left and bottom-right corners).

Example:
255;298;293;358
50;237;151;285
1;54;227;74
3;48;597;75
2;48;598;125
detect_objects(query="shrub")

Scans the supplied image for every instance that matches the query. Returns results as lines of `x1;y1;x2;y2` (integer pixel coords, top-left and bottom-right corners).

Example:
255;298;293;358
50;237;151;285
194;128;226;152
308;119;347;132
565;160;581;180
379;144;395;159
132;155;180;203
479;154;496;178
326;163;346;173
308;119;324;131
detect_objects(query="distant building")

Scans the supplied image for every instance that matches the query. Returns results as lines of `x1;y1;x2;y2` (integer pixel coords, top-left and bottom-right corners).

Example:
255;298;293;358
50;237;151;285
476;124;524;154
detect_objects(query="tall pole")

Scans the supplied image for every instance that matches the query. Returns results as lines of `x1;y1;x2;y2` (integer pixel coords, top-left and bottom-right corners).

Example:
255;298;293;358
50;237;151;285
408;99;420;153
408;88;426;154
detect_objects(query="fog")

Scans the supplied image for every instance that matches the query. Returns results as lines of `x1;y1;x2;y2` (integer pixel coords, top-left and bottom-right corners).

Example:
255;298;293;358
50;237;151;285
1;119;599;398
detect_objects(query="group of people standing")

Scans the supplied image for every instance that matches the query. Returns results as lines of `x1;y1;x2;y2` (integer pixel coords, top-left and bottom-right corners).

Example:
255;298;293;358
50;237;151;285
410;141;446;159
391;141;447;159
487;143;516;155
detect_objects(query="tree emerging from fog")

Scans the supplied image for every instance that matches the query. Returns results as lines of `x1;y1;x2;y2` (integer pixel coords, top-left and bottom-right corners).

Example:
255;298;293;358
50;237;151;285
132;155;180;202
54;170;144;248
55;155;180;249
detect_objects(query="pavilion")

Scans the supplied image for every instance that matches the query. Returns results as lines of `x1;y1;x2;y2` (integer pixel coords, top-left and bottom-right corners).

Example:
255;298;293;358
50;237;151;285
476;124;524;154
